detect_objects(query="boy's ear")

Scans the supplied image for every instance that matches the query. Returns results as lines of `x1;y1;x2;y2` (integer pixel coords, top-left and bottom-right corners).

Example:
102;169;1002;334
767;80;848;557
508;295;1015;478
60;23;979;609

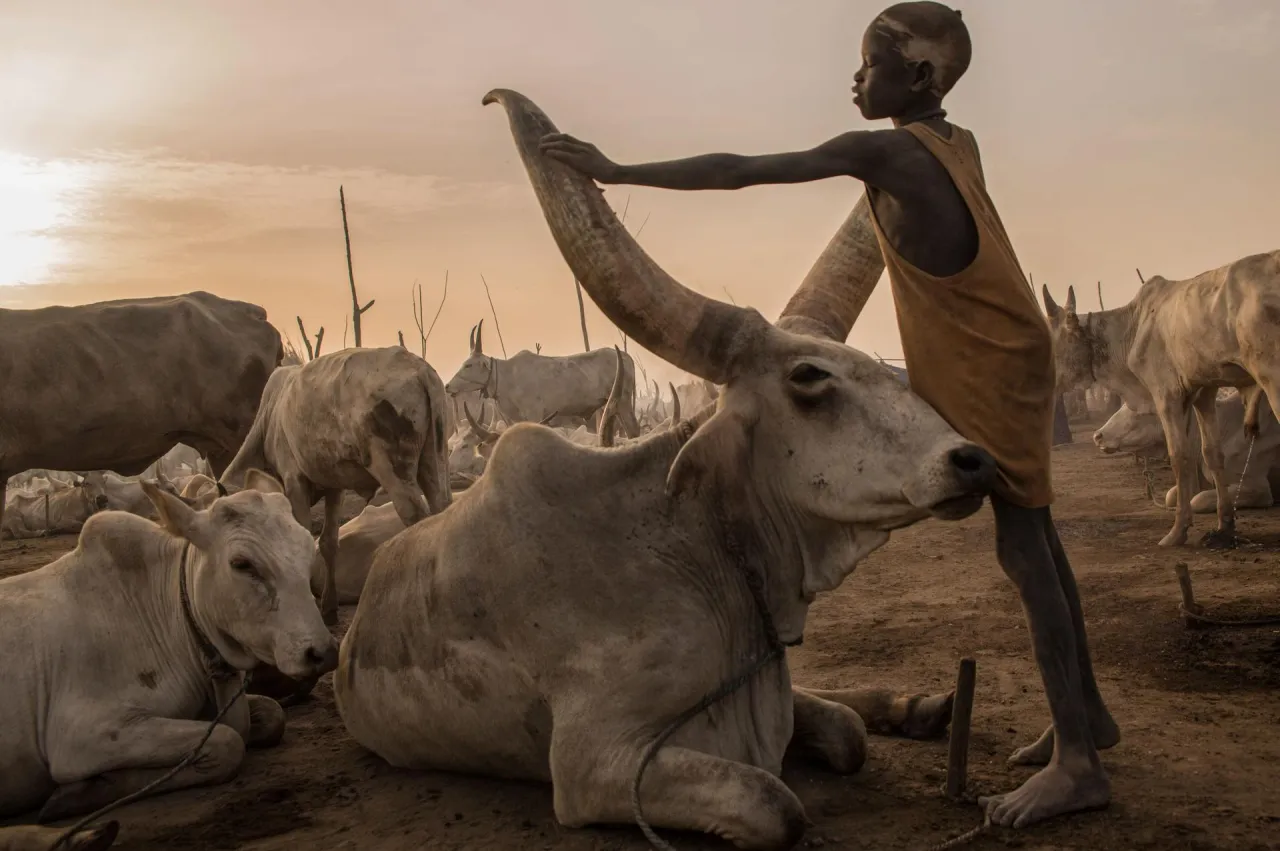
909;60;937;94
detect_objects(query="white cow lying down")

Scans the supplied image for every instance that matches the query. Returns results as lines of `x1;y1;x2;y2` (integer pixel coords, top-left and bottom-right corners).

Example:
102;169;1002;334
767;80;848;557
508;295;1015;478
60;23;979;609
1094;390;1280;513
336;90;993;849
0;470;338;821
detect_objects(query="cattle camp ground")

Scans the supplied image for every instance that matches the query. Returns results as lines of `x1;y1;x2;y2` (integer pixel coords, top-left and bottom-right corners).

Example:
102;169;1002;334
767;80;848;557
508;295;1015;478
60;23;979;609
2;416;1277;851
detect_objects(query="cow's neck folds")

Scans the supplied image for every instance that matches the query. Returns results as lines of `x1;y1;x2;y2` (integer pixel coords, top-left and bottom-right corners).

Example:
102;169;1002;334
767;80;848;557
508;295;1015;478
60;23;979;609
1085;304;1147;406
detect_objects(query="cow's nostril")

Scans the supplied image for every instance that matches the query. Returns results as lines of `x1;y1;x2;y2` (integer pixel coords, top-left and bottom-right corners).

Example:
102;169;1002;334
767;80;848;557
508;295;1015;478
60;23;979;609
949;446;990;474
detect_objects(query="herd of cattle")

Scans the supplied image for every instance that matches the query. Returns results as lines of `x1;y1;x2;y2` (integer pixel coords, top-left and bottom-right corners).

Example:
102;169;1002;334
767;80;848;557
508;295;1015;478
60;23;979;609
1;89;1277;851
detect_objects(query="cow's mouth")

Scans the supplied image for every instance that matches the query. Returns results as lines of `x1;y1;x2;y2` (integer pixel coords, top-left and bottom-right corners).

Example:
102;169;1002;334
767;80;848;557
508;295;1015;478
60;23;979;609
928;493;986;521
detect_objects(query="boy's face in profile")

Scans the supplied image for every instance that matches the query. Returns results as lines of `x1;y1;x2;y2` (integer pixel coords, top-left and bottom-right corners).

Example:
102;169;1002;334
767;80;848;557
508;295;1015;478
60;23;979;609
852;24;924;121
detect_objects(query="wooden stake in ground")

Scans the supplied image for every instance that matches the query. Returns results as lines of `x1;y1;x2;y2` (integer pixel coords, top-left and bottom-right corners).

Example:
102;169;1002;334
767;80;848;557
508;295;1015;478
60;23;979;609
339;185;375;347
1174;561;1202;625
946;657;977;799
1097;281;1105;311
296;316;324;360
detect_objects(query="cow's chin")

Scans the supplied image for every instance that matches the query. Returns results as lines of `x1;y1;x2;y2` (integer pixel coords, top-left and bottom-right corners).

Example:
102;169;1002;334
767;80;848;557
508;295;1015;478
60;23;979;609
927;493;987;521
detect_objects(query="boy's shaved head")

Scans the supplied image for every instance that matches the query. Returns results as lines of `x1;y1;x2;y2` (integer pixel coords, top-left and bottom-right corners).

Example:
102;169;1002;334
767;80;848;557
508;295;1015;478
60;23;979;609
872;2;971;97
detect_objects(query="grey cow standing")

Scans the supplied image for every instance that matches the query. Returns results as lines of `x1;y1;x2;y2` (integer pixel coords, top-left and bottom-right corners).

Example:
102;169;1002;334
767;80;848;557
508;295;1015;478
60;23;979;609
219;346;453;626
446;319;643;437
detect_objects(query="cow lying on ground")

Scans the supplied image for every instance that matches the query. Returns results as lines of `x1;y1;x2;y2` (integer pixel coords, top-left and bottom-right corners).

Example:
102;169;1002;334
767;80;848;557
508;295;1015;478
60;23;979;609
2;479;109;540
1095;390;1280;513
335;89;996;850
219;346;452;625
0;470;337;821
0;292;282;539
1043;251;1280;546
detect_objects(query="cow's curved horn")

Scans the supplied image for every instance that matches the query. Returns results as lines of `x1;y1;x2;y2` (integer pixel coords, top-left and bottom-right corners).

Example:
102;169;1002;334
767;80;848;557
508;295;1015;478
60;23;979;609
216;481;229;498
483;89;766;384
776;193;885;342
474;319;485;354
538;410;560;426
598;346;625;447
668;381;681;424
469;323;477;351
464;402;498;442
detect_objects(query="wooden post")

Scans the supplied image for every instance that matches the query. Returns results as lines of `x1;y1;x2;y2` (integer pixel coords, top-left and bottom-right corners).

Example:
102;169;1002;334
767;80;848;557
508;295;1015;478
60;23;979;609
339;186;375;346
1097;281;1105;311
1052;394;1073;445
1174;562;1204;626
946;658;977;799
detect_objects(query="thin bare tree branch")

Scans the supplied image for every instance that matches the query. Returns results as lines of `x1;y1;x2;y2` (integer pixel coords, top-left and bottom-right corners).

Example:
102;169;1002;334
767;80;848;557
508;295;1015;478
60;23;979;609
339;185;374;346
478;273;508;358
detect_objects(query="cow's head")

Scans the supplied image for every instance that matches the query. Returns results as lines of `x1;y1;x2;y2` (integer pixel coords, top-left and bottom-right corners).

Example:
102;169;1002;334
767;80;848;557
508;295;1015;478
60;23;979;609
1093;402;1164;455
141;470;337;681
74;472;111;512
1041;284;1096;393
486;89;997;636
445;320;498;396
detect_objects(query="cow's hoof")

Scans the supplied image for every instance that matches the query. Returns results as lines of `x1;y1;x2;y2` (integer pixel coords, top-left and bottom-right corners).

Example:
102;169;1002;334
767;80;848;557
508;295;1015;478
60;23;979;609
1200;528;1237;550
1157;529;1188;547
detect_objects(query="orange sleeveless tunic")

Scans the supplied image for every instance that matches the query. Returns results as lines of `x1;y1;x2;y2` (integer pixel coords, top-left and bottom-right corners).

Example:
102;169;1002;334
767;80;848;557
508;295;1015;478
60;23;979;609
867;122;1056;508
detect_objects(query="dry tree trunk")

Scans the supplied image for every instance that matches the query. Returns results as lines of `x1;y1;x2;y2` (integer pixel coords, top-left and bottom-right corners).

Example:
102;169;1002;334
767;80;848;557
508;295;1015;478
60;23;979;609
339;185;374;346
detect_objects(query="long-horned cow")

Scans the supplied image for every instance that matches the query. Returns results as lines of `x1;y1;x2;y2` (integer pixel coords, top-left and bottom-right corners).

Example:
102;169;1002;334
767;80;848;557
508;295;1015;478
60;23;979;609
335;90;997;850
0;292;282;540
0;471;337;822
219;346;452;625
445;322;642;437
1043;251;1280;546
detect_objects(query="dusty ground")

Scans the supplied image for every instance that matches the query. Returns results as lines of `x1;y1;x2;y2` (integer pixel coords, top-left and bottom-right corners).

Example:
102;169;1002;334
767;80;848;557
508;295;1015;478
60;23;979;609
3;422;1278;851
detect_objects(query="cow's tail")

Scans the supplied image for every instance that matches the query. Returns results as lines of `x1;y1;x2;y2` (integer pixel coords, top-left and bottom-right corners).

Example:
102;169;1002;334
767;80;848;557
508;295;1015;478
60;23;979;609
418;366;454;512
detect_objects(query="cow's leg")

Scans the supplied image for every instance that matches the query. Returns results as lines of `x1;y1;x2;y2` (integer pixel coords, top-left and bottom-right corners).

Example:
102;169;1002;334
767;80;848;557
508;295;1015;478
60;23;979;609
795;685;954;740
1007;510;1120;767
788;690;866;773
551;742;808;850
367;439;429;528
246;695;286;748
978;497;1111;829
317;489;342;626
39;717;245;822
1191;389;1235;548
1154;395;1197;546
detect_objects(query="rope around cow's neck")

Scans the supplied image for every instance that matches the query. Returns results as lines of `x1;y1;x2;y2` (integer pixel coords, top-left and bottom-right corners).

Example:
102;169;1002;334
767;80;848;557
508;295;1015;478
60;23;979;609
628;508;990;851
50;546;249;850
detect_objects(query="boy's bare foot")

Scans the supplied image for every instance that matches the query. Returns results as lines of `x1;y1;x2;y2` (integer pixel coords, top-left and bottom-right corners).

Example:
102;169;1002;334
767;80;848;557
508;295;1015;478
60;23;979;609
979;762;1111;828
1008;716;1121;766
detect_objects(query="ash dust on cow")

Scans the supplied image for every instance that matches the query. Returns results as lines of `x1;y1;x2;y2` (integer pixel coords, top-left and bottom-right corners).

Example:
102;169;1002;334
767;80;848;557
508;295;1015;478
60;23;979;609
2;423;1278;851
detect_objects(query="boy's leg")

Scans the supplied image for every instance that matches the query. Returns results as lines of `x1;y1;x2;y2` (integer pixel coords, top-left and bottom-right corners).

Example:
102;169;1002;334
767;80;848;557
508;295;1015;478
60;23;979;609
1008;508;1120;765
978;496;1110;828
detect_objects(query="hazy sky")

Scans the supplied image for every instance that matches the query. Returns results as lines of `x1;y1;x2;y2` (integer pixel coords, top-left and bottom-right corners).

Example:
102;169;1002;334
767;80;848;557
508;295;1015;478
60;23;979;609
1;0;1277;387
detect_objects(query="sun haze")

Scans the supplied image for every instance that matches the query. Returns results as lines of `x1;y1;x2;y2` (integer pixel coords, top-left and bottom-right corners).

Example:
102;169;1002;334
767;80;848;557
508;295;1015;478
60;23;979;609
1;0;1276;385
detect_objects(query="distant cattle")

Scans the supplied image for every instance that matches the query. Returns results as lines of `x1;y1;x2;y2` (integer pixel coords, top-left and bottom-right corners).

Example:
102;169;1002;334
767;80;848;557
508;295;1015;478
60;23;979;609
0;292;282;538
445;321;641;437
1044;250;1280;546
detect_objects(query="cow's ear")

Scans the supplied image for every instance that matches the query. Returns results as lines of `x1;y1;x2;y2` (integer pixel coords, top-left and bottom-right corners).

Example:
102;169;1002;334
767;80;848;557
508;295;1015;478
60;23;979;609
142;480;214;549
67;820;120;851
665;397;757;499
243;468;286;495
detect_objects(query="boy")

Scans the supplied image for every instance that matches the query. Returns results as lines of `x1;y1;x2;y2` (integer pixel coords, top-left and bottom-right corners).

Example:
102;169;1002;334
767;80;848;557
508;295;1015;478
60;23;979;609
539;1;1118;830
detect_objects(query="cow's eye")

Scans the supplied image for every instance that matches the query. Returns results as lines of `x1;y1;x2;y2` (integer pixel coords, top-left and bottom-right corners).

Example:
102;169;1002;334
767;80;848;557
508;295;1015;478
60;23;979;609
788;363;831;385
230;558;256;574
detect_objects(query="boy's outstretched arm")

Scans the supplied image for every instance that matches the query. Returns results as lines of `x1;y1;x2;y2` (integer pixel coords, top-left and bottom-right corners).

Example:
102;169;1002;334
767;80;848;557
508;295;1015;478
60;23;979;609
538;131;909;192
